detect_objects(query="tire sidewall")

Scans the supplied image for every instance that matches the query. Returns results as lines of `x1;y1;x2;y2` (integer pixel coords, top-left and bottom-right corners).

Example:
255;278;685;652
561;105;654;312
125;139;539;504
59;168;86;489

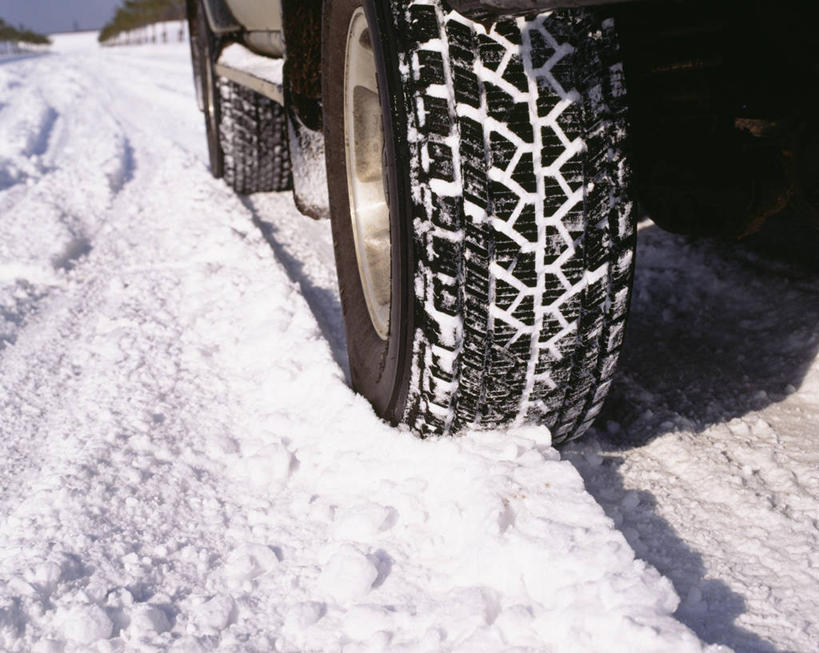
186;1;205;111
323;0;415;423
192;0;224;178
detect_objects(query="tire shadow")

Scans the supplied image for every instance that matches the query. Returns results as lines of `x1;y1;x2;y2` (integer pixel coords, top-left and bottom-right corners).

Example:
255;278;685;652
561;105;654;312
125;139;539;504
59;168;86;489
566;444;780;653
239;195;349;376
601;220;819;446
567;219;819;652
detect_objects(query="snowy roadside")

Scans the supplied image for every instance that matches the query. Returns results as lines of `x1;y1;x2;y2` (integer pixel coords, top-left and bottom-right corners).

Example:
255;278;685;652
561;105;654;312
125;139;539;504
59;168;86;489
0;43;49;58
0;29;816;653
0;52;49;65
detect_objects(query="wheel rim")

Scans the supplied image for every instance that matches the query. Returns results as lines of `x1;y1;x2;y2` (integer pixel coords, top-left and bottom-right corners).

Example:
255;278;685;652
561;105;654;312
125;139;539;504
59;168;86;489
344;7;391;340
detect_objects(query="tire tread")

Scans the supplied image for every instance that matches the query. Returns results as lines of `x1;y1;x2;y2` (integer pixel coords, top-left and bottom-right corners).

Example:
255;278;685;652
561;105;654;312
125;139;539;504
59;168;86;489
218;79;292;194
393;1;635;443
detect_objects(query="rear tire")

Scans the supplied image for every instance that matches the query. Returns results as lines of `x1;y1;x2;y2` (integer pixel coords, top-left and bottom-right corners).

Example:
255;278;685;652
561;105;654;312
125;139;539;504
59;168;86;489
218;80;293;194
324;0;636;443
187;0;292;193
187;0;223;178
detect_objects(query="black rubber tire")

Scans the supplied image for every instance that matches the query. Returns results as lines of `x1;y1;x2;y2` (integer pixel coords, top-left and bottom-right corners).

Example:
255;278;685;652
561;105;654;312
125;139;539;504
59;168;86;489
324;0;636;443
187;0;224;178
217;79;293;194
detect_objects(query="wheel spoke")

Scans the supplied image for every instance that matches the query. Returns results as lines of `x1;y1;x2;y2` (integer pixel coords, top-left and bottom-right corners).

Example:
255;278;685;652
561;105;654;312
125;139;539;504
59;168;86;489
353;39;380;96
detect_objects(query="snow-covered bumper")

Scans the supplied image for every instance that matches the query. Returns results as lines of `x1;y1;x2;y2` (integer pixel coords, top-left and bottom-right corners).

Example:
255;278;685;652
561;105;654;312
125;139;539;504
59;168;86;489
448;0;630;18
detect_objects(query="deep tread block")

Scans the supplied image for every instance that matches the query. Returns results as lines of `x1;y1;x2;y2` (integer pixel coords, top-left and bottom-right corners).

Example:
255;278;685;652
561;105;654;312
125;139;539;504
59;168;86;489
390;2;635;443
218;79;291;194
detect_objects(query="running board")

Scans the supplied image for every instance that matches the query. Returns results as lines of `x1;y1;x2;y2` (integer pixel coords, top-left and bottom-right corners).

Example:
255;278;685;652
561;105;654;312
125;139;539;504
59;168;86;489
215;43;284;105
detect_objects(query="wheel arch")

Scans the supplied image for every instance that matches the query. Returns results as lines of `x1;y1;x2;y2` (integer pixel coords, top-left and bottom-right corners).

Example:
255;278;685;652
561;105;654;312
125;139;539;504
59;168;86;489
449;0;631;19
192;0;241;35
282;0;323;131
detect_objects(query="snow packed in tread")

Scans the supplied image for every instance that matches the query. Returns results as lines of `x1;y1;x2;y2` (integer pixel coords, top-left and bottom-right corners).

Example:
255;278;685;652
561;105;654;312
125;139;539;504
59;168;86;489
392;0;634;442
219;79;292;195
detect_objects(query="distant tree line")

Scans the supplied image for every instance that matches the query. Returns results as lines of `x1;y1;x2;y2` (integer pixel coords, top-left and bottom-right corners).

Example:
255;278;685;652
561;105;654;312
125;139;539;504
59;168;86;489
99;0;186;44
0;17;52;47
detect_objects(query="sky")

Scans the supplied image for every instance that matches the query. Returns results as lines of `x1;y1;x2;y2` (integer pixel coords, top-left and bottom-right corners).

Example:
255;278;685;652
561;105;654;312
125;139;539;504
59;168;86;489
0;0;121;34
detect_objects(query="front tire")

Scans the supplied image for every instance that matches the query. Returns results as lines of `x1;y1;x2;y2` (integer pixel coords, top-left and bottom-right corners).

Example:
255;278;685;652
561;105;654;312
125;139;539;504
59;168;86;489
324;0;636;443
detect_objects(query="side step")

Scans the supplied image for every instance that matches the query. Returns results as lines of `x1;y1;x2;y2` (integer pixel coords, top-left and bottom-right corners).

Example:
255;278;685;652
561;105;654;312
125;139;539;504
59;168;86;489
215;42;284;105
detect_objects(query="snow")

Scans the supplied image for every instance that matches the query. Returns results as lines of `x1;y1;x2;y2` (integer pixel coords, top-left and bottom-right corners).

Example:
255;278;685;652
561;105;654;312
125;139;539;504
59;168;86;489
287;118;331;220
49;31;101;54
0;27;817;653
0;41;49;62
218;43;284;87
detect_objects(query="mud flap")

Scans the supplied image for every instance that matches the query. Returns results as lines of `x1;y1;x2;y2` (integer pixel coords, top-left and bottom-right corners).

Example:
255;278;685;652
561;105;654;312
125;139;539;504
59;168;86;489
286;92;330;220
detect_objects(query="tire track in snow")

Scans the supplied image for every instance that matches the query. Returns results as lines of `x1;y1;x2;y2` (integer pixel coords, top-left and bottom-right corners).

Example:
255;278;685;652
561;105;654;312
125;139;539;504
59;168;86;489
24;105;58;158
0;83;58;191
0;136;276;615
0;56;141;352
107;135;136;194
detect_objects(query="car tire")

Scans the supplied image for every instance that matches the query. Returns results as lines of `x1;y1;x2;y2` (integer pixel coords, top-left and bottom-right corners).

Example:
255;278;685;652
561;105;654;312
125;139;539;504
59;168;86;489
323;0;636;443
218;79;293;194
187;0;291;193
187;0;224;178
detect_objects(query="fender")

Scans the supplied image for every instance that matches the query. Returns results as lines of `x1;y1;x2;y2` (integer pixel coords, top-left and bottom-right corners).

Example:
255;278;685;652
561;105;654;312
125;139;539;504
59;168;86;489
201;0;240;34
449;0;629;18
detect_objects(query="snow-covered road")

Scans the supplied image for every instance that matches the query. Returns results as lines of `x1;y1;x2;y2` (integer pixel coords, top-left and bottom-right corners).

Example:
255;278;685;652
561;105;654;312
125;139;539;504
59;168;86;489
0;31;816;653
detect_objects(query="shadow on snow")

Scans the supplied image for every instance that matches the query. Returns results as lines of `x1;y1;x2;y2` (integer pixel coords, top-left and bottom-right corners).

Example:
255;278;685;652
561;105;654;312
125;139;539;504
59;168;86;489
601;221;817;449
240;195;349;376
569;219;819;652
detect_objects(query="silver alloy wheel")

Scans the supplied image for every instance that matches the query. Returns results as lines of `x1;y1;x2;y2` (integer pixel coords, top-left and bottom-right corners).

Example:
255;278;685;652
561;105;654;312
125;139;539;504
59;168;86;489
344;7;391;340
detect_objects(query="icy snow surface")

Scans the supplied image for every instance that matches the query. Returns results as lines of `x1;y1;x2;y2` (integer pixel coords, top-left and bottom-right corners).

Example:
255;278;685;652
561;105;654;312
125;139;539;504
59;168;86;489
0;30;816;653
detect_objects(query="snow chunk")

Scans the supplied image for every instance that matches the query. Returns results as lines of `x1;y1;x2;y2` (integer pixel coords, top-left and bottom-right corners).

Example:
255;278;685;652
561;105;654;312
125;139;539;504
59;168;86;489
283;602;325;632
169;635;208;653
343;605;395;640
31;640;65;653
189;595;236;634
58;604;113;644
128;604;172;636
28;561;63;595
333;503;397;541
317;545;379;603
242;442;296;492
223;543;279;588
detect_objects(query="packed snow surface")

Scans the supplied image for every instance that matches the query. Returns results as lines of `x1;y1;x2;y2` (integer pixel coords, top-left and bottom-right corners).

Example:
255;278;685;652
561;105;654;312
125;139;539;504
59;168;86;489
0;30;817;653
